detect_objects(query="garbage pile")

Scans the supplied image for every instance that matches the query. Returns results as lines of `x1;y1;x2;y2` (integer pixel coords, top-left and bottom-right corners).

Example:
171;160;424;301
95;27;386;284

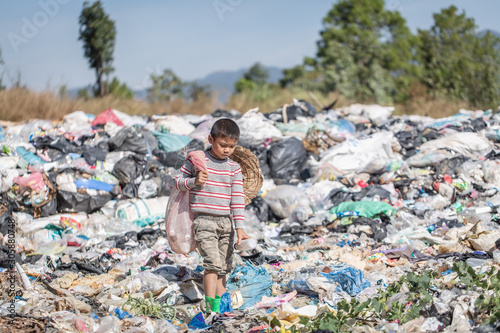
1;100;500;332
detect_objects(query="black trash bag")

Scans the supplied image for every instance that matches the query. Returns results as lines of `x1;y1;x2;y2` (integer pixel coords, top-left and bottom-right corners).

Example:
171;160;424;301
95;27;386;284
328;188;353;207
244;253;283;266
246;196;270;222
143;157;166;178
137;228;165;247
0;245;22;268
471;118;487;131
109;126;158;154
247;146;270;179
422;128;442;141
121;183;138;199
268;137;307;182
435;155;469;176
39;197;58;217
266;100;317;122
157;173;174;197
0;200;13;237
299;152;317;181
82;141;109;166
154;139;204;169
153;265;183;281
485;149;500;160
332;217;388;242
153;149;180;169
357;185;392;201
297;99;317;117
328;186;391;206
31;135;79;154
57;190;111;213
112;155;145;185
395;130;423;158
46;148;66;162
354;217;388;242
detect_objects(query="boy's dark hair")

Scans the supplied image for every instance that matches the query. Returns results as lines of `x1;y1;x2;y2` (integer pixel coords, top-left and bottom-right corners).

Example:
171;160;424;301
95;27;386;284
210;118;240;139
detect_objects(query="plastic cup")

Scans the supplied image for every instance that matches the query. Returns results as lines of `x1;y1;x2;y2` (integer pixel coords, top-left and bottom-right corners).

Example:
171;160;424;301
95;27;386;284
235;238;257;252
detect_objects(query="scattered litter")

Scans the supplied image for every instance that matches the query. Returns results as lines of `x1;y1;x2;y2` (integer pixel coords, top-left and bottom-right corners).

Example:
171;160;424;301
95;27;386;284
1;104;500;331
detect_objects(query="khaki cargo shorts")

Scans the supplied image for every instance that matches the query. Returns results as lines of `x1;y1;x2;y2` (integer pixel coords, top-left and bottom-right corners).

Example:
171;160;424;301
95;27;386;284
193;214;235;276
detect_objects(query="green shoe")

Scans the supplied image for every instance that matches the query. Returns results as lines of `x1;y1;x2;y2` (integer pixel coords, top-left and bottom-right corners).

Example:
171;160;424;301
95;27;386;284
205;296;216;313
213;295;221;313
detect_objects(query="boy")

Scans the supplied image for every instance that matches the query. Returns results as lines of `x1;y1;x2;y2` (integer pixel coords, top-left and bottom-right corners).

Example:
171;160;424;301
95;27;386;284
174;118;250;313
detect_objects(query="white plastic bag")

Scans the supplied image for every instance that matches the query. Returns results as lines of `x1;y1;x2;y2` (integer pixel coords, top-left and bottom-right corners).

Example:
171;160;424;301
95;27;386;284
236;108;283;146
165;187;196;254
165;150;206;254
263;185;310;219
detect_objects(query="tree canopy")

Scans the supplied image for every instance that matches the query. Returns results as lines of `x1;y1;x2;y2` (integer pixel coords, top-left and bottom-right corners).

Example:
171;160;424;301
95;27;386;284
300;0;418;103
147;69;186;103
418;6;500;108
109;77;134;99
78;1;116;97
235;62;270;93
282;1;500;109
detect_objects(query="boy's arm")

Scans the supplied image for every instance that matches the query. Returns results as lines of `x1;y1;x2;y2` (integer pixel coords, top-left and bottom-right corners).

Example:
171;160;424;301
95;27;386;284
174;158;199;191
230;165;246;229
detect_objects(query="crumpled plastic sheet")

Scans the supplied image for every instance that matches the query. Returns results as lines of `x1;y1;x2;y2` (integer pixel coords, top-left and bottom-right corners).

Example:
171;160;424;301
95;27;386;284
227;263;274;309
320;263;371;297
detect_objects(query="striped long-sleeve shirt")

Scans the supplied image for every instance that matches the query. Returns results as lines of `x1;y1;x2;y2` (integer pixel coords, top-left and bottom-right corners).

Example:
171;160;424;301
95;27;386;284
174;150;245;229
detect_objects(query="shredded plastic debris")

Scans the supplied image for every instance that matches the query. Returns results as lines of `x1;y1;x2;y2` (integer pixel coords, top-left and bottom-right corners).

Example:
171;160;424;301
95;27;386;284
1;105;500;332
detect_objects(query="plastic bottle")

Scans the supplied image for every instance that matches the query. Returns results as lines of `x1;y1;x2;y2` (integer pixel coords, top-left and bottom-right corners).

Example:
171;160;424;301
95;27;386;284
235;238;257;252
466;258;487;268
493;249;500;264
474;206;498;214
291;207;309;223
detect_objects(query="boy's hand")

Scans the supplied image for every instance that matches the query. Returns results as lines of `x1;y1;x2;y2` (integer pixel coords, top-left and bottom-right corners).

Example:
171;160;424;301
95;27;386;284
195;170;208;187
236;229;250;246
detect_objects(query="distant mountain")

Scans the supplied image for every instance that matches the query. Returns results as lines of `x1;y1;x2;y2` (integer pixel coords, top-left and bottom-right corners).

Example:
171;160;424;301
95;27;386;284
134;65;284;103
478;29;500;39
68;65;284;103
196;66;283;103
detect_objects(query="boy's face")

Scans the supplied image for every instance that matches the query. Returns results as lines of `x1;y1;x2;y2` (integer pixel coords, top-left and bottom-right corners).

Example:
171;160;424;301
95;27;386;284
208;135;238;160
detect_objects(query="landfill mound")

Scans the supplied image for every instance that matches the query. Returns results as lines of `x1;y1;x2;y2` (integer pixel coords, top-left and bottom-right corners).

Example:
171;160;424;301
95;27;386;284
1;102;500;332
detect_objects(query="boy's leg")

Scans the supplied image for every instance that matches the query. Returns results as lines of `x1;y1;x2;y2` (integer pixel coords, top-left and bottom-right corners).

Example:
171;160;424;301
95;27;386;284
194;214;225;312
218;216;235;296
203;271;218;298
216;274;227;296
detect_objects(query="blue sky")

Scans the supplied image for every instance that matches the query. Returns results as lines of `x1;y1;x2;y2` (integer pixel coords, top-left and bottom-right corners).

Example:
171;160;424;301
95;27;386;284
1;0;499;92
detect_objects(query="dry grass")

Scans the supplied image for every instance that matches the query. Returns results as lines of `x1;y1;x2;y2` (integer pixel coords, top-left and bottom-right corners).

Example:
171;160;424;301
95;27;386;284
0;88;223;122
393;82;473;118
0;86;473;123
394;96;472;118
226;87;349;114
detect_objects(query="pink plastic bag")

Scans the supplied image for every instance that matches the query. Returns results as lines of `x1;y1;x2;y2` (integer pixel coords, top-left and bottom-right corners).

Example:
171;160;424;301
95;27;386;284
187;150;208;173
165;187;196;254
165;151;207;254
13;172;45;191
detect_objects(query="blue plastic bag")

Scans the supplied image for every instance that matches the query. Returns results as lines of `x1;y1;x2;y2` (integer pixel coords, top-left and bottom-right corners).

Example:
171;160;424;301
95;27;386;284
16;147;47;166
188;312;210;329
220;292;233;313
321;263;370;296
75;179;115;192
227;263;273;309
114;308;132;319
151;131;190;152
